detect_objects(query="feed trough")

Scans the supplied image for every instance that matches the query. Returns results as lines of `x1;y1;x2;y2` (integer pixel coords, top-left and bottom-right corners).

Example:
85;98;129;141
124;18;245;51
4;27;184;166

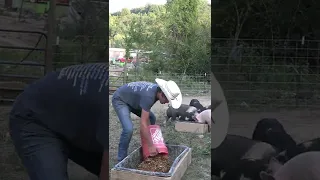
175;121;209;133
110;145;192;180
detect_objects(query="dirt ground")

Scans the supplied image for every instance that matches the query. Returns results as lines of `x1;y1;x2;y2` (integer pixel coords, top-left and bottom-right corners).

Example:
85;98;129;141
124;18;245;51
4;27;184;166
0;95;212;180
108;95;211;180
0;12;46;47
1;102;320;179
228;109;320;143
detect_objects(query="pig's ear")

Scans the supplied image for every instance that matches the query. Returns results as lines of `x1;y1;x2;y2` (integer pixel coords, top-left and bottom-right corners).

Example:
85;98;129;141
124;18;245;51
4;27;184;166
260;171;275;180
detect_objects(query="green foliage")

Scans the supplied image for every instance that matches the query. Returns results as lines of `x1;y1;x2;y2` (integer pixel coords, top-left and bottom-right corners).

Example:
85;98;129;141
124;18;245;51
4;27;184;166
126;68;210;95
211;0;320;109
213;0;320;39
56;0;109;64
110;0;211;75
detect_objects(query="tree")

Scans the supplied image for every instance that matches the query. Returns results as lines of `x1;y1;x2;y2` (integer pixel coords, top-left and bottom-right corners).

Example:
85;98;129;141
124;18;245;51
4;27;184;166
109;1;211;75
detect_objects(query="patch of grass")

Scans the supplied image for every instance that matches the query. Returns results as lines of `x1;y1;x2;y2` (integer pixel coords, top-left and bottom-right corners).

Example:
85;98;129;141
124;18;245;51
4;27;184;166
160;122;211;180
108;96;211;180
0;49;45;76
21;2;68;18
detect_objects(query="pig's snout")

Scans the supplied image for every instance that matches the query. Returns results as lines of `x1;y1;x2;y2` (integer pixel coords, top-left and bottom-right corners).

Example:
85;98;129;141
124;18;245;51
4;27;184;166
192;112;200;122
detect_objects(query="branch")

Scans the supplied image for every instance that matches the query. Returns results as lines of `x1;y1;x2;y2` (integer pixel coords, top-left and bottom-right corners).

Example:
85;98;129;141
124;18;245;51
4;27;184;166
261;0;275;39
285;0;301;39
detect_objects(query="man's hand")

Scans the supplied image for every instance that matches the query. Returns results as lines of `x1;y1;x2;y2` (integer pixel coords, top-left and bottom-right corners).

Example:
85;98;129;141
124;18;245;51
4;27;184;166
148;145;158;157
140;109;152;143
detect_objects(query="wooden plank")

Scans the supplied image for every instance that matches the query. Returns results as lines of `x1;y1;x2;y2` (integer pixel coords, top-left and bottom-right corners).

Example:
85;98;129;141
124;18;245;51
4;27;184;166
0;74;39;84
109;87;118;91
0;98;15;106
175;121;209;134
0;87;23;99
110;149;192;180
168;149;192;180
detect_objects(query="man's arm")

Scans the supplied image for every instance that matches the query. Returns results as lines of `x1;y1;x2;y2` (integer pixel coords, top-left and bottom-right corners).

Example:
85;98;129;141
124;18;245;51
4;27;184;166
139;97;156;147
99;150;109;180
140;109;153;147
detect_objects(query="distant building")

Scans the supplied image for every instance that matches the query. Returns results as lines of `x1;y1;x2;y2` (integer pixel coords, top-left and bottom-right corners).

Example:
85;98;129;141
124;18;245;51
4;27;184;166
109;48;126;59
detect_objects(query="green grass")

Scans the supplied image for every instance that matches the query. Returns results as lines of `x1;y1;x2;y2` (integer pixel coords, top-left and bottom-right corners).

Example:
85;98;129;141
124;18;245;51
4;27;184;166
162;124;211;179
0;49;45;76
21;2;69;18
108;96;211;180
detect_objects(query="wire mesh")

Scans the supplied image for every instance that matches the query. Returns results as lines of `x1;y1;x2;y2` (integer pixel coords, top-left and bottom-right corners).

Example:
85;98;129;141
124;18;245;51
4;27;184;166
109;69;210;96
212;38;320;110
54;0;108;69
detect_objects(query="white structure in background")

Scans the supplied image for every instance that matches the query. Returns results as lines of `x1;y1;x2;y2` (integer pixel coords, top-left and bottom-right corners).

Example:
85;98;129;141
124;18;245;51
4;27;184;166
109;48;126;59
109;48;141;59
67;0;81;22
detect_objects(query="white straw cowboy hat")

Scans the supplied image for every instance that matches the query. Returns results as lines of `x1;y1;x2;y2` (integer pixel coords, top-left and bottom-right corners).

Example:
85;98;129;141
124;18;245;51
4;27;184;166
155;78;182;109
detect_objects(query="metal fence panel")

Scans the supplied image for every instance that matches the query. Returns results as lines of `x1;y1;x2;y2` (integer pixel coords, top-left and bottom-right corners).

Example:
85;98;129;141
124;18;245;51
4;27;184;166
125;71;210;96
0;29;47;105
212;38;320;110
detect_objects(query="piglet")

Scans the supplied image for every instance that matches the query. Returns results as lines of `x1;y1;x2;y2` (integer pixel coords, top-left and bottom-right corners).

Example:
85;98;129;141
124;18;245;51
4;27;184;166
189;99;206;113
165;104;198;123
260;151;320;180
212;134;278;179
195;109;212;130
276;137;320;163
252;118;296;152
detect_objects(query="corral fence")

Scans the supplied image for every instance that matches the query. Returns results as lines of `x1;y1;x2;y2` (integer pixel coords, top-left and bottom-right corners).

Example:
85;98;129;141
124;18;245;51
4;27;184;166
109;69;125;94
109;69;211;96
212;38;320;111
0;29;47;105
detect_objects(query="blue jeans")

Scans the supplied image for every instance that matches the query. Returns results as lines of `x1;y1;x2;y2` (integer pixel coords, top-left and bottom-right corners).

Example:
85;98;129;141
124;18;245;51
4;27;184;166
112;95;156;162
9;109;103;180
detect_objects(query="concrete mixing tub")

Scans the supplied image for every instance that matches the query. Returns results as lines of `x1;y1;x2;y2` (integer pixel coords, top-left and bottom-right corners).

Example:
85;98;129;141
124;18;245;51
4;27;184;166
110;145;192;180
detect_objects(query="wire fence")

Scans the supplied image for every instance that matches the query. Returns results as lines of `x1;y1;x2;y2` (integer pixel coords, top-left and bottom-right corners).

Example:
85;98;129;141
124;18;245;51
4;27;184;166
0;29;47;77
52;38;211;96
53;35;107;69
53;0;108;67
110;69;211;96
212;38;320;111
